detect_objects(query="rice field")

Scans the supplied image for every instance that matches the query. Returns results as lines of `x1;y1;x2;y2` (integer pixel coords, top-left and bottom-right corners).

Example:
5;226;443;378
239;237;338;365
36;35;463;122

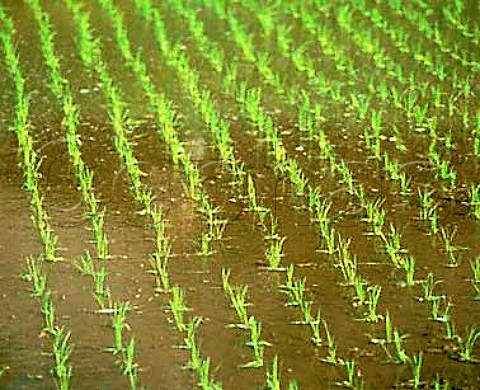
0;0;479;389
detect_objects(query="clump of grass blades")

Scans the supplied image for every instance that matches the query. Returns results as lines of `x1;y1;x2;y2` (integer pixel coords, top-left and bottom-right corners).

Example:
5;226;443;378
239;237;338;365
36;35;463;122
21;256;74;389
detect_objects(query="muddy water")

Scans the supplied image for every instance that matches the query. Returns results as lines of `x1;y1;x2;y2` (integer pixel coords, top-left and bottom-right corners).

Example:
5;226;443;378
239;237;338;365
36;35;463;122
1;1;480;389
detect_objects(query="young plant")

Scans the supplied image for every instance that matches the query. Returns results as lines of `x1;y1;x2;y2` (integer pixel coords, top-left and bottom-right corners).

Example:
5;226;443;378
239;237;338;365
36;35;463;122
440;227;462;267
402;255;416;286
243;316;271;368
337;359;363;390
322;321;342;365
362;285;382;323
41;291;57;336
429;296;451;323
393;329;409;364
381;223;405;268
222;270;250;327
468;184;480;219
170;286;188;331
75;250;95;277
470;257;480;300
265;356;280;390
287;277;306;307
335;243;358;286
111;302;130;355
123;337;139;390
51;327;74;390
265;236;287;271
419;273;440;302
309;309;322;346
22;255;48;298
149;251;170;293
453;327;480;363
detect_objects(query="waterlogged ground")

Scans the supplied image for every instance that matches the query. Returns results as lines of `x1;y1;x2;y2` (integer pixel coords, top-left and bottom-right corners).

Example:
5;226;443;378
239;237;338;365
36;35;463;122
1;0;480;389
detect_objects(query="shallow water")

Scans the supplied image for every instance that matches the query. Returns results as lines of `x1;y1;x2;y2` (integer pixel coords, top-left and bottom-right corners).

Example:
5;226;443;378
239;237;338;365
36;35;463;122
0;1;479;389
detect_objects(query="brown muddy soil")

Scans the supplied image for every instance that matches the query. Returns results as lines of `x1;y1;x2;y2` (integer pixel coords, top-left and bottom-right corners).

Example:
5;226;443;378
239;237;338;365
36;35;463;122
1;1;479;390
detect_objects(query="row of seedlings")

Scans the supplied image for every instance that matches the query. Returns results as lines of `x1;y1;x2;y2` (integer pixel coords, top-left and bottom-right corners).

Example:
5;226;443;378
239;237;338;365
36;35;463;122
277;1;480;296
112;0;306;387
280;0;479;290
272;0;480;367
98;1;306;387
178;0;478;384
378;0;479;73
326;1;478;190
28;0;152;386
69;0;232;387
30;0;164;387
145;1;406;388
441;1;480;44
283;0;475;196
282;0;478;198
132;0;381;387
0;7;72;389
246;0;479;289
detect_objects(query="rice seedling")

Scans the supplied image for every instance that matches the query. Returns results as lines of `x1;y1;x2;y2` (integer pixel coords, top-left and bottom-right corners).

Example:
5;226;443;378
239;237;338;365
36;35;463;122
52;328;74;390
429;296;451;323
432;374;450;390
286;277;306;307
336;359;363;390
222;269;249;327
440;227;464;267
362;285;382;323
363;199;385;236
21;255;74;389
123;337;139;390
381;223;406;268
390;328;410;364
369;310;394;347
221;269;275;369
335;243;358;287
110;302;130;355
243;316;270;368
409;351;424;389
468;184;480;220
265;356;281;390
277;264;323;345
470;257;480;300
170;286;188;332
22;255;48;298
264;356;297;390
402;255;416;287
309;309;323;346
443;318;460;343
182;317;202;368
41;291;57;336
419;273;440;302
149;251;170;293
450;327;480;363
352;279;368;307
265;236;287;271
428;206;440;235
322;320;342;365
93;265;111;309
180;317;223;389
75;250;95;277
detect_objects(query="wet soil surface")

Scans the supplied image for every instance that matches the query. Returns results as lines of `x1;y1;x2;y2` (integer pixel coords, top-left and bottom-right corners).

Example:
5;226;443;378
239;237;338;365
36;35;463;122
1;1;479;389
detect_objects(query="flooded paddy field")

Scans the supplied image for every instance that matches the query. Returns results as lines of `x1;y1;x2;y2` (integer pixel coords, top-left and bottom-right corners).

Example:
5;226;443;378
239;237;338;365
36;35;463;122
0;0;479;389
